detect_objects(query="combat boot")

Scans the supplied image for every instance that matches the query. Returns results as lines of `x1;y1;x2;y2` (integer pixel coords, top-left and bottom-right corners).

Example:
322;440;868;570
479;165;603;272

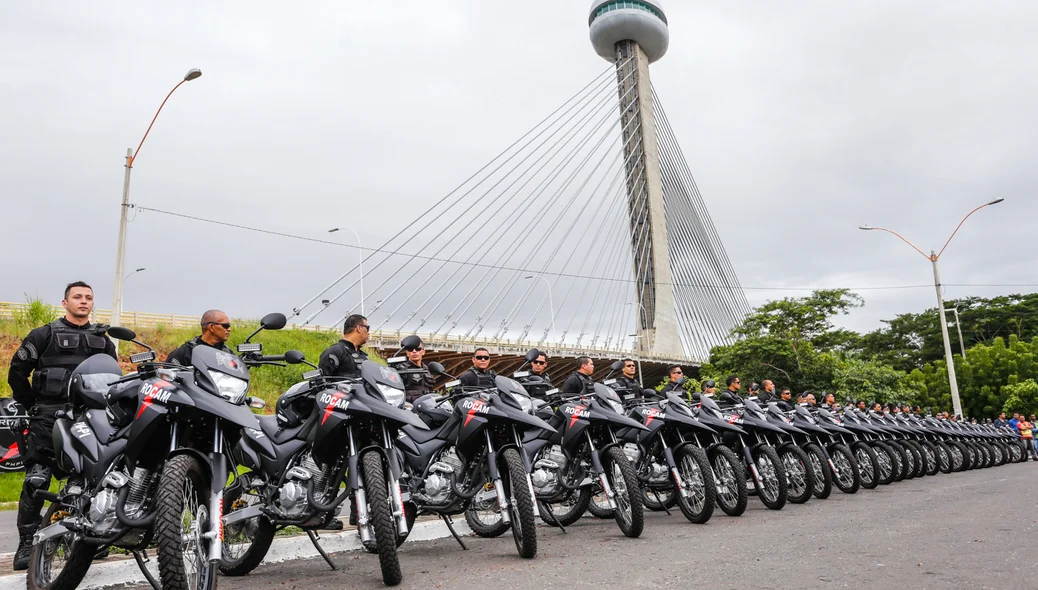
13;524;37;570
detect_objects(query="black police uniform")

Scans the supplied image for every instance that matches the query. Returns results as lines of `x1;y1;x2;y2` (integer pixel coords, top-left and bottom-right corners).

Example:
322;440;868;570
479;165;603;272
562;371;594;395
7;317;116;564
608;375;645;402
318;340;368;377
165;336;232;366
776;398;794;411
660;379;686;399
390;360;436;403
522;371;554;399
459;367;497;388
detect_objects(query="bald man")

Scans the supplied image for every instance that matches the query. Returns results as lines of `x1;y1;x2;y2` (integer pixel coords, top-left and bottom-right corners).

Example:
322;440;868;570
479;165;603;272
166;309;233;366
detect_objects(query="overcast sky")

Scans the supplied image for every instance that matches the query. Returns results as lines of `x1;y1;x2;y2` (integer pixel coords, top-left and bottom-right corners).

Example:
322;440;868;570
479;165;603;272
2;1;1036;345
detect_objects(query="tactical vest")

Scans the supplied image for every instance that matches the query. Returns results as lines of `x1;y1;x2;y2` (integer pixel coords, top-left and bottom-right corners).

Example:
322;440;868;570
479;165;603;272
391;361;435;396
34;319;109;401
465;368;498;389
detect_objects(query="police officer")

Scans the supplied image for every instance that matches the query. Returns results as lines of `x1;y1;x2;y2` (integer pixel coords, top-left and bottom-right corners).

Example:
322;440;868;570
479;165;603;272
458;347;497;388
166;310;233;365
318;314;370;378
7;281;116;570
660;365;686;396
720;375;741;403
562;356;595;394
523;351;554;399
776;387;795;411
389;337;436;403
758;380;777;404
609;358;643;400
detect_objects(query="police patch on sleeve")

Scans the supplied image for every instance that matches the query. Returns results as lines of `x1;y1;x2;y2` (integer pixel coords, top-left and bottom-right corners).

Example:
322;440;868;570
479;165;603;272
25;342;38;359
16;348;29;361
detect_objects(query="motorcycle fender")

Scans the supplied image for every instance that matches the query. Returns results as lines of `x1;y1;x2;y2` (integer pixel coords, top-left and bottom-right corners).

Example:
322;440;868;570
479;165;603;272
698;414;748;435
595;407;650;431
234;439;262;472
167;447;212;478
190;393;263;431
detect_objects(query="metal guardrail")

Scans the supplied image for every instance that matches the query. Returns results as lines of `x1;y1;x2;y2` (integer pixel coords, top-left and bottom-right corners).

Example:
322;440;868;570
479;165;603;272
0;302;703;364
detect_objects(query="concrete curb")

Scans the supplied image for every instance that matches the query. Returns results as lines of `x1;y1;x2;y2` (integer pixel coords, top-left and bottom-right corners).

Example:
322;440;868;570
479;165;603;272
0;519;473;589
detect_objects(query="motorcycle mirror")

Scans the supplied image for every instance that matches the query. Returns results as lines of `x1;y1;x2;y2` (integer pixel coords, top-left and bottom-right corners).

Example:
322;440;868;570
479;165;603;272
107;326;137;341
524;348;541;362
260;313;287;331
401;335;423;351
427;361;447;376
284;350;305;364
643;388;658;398
610;360;624;371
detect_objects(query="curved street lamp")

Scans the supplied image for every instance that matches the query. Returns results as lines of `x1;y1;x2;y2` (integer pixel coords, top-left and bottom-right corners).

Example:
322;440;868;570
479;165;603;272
328;226;364;315
860;197;1004;418
111;69;202;331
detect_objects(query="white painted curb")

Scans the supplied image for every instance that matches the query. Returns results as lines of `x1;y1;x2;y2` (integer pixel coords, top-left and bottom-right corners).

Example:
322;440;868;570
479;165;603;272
0;519;472;589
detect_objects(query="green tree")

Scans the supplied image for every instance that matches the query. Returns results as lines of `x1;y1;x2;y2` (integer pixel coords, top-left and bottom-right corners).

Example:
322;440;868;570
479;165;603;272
1002;379;1038;416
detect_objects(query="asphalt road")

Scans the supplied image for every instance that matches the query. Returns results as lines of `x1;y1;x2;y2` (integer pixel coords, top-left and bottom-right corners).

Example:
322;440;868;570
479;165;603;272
0;510;16;553
109;461;1038;590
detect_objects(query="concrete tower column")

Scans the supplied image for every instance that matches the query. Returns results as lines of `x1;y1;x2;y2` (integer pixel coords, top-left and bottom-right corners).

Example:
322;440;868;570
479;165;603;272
589;1;681;356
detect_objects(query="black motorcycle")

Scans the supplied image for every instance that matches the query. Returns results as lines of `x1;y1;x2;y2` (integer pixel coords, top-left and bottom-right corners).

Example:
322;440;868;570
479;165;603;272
30;316;282;590
523;382;648;537
397;366;555;559
224;350;427;586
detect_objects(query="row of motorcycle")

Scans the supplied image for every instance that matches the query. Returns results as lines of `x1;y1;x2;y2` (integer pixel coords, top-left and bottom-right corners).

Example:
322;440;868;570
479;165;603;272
25;316;1031;590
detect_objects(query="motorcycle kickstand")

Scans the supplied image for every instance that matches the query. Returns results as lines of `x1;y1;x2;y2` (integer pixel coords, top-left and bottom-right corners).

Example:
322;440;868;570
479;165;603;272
539;500;567;534
306;530;337;570
651;490;672;516
132;550;161;590
440;514;468;550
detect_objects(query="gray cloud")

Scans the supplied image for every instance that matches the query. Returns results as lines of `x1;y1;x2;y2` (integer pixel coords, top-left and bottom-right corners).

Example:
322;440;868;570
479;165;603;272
1;1;1035;345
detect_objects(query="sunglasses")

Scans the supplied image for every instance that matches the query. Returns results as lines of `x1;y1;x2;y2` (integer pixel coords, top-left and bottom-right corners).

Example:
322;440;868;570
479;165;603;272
531;360;546;365
407;347;425;353
358;324;371;330
624;364;635;368
206;322;232;329
474;355;490;361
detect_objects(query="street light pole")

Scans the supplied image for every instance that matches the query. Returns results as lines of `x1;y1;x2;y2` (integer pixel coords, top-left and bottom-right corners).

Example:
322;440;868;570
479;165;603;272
524;275;555;343
944;307;967;359
930;252;963;418
860;197;1003;418
328;227;364;315
111;69;201;331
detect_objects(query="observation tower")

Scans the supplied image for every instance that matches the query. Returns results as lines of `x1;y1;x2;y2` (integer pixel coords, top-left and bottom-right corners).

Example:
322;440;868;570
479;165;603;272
589;1;680;355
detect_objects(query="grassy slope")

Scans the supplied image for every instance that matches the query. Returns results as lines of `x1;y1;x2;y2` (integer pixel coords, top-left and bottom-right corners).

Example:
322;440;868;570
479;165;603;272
0;318;384;408
0;318;383;504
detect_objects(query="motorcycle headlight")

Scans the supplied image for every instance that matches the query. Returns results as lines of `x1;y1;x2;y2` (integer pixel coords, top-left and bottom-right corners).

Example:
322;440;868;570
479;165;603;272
207;370;249;405
377;383;405;408
606;399;624;415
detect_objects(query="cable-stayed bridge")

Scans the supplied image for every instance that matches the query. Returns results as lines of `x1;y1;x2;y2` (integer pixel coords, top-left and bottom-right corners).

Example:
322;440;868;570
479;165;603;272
288;2;748;377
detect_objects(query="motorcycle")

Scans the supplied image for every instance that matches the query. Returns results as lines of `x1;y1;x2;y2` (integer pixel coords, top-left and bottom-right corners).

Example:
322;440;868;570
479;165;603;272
0;397;27;472
523;381;648;537
29;315;281;590
224;349;427;586
396;365;555;559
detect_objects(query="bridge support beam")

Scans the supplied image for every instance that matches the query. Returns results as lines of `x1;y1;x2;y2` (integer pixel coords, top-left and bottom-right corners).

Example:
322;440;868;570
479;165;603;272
614;41;682;357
